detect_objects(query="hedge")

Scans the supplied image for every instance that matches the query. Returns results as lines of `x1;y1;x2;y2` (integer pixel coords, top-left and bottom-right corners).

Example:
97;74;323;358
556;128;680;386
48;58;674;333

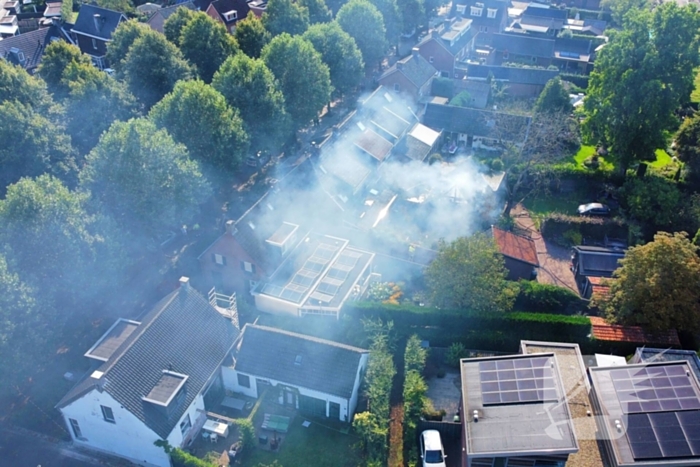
515;280;585;314
560;73;590;90
540;213;628;246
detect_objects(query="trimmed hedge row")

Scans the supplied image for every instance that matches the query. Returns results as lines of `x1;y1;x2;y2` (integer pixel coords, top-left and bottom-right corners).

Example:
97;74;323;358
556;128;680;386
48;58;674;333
541;213;628;246
560;73;590;90
515;280;585;314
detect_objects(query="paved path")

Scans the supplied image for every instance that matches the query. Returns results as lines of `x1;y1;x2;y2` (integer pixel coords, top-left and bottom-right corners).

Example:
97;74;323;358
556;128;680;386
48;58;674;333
511;204;579;294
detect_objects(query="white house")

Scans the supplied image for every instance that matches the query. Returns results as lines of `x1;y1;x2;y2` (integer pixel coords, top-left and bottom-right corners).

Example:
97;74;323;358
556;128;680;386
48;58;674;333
56;278;239;467
222;324;369;422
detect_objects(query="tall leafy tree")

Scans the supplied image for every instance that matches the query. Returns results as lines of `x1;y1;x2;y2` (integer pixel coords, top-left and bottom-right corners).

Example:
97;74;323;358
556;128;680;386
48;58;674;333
0;60;54;112
336;0;386;68
303;22;363;98
262;0;310;35
262;34;331;127
299;0;331;24
675;113;700;187
595;232;700;333
396;0;423;35
121;31;193;109
372;0;400;46
62;61;139;155
600;0;648;26
105;20;151;74
620;176;681;228
150;80;249;173
0;101;75;190
212;54;288;152
234;11;271;59
163;6;197;46
38;41;92;98
179;12;239;83
96;0;134;14
534;77;572;114
425;233;517;313
80;118;211;233
583;4;700;173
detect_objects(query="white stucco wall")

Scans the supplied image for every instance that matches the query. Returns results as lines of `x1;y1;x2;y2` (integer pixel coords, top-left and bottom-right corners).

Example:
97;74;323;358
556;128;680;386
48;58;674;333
254;293;300;317
61;389;205;467
348;353;369;421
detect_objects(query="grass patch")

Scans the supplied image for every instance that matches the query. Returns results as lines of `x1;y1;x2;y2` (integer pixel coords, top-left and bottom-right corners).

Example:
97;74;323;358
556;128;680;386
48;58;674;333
649;149;673;168
522;191;581;218
570;145;615;171
243;420;361;467
692;68;700;104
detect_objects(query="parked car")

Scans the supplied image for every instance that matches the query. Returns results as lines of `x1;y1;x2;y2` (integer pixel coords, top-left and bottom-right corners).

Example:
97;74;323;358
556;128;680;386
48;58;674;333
420;430;447;467
577;202;610;216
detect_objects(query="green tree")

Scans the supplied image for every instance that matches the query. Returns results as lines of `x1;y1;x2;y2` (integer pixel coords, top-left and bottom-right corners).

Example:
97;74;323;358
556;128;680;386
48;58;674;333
404;334;426;374
397;0;423;35
121;31;193;108
96;0;134;14
0;101;75;190
534;77;572;114
0;60;54;112
80;118;211;233
163;6;197;46
61;0;73;21
0;175;122;305
621;176;681;228
675;113;700;186
402;369;427;459
582;4;700;173
62;60;139;155
39;41;91;98
425;233;517;313
212;54;288;152
262;0;310;35
179;12;239;83
234;11;271;59
596;232;700;333
303;22;363;97
600;0;648;26
449;91;473;107
373;0;400;46
299;0;331;24
262;34;331;127
106;20;151;74
150;80;249;173
336;0;386;68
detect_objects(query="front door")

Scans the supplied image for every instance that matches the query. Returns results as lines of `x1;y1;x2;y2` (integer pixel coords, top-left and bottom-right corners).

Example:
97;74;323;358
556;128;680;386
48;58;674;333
329;402;340;420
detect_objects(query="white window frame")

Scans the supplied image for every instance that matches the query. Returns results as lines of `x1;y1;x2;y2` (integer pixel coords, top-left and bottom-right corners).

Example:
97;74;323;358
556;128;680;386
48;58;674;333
456;4;466;13
214;253;225;265
101;405;115;423
487;8;497;18
470;6;482;16
243;261;253;273
180;414;191;437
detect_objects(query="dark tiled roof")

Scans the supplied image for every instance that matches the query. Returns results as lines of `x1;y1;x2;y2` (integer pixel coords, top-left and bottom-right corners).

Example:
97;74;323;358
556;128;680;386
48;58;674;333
515;15;564;31
573;246;624;277
523;5;567;20
492;33;555;58
422;103;530;140
72;4;125;40
0;26;60;72
451;0;505;28
589;316;681;347
451;80;491;108
465;64;559;86
155;1;195;20
210;0;250;24
380;52;437;89
492;226;539;266
554;37;592;55
233;324;367;399
57;286;239;439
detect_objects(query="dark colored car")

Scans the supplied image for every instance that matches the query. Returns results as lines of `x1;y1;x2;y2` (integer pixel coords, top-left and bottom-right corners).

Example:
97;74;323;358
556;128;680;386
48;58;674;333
577;202;611;216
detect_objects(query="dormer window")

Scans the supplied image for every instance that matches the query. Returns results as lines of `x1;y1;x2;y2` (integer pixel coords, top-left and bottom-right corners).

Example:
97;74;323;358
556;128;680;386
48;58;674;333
142;370;189;414
470;6;483;16
456;4;466;13
223;9;237;21
487;8;497;18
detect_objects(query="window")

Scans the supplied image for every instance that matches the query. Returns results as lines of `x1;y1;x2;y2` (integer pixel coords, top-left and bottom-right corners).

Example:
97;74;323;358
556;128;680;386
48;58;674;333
487;8;497;18
470;6;482;16
69;418;83;439
456;4;465;13
393;83;400;92
91;38;98;50
237;373;250;388
429;56;434;63
213;253;226;266
180;414;191;437
531;56;537;63
240;261;254;273
101;405;115;423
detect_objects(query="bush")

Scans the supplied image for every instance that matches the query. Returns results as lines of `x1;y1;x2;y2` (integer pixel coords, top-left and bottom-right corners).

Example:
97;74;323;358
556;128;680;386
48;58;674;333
171;449;216;467
490;158;504;172
235;419;256;454
540;213;628;246
421;400;446;421
516;281;584;314
446;342;467;367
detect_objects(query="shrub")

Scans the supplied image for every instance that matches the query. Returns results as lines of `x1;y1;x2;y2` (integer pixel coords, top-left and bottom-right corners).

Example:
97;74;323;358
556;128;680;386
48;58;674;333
490;158;504;172
171;449;216;467
421;400;446;421
446;342;467;367
437;368;446;378
235;419;256;453
540;213;628;245
562;229;583;247
516;281;584;314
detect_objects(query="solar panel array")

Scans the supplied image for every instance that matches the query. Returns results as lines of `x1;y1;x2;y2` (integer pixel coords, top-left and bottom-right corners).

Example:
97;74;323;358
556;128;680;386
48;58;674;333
611;366;700;414
627;410;700;460
478;356;558;406
308;250;364;304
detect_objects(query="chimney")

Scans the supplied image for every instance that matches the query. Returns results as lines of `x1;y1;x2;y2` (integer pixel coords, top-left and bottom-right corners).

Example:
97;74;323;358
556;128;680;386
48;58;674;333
93;13;102;32
411;47;419;58
397;61;404;70
225;219;237;236
179;276;190;292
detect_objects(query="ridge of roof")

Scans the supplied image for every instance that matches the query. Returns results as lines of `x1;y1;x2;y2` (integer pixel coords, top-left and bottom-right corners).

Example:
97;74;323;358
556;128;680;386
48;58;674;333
247;324;369;353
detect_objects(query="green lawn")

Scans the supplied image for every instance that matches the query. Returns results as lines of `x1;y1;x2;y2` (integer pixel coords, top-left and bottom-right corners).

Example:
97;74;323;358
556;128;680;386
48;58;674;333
692;68;700;104
242;420;362;467
649;149;673;168
522;191;581;218
570;145;674;171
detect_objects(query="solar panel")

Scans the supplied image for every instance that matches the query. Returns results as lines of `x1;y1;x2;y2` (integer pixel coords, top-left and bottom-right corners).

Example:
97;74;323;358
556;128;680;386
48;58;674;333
627;411;700;459
291;274;315;288
336;251;361;268
309;291;334;303
261;284;284;297
327;268;350;281
611;365;700;414
305;260;326;272
315;244;339;260
316;282;339;296
280;288;304;302
479;356;558;406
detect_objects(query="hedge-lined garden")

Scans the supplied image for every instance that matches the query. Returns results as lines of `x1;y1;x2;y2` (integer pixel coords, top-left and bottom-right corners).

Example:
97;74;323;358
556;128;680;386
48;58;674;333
541;213;629;247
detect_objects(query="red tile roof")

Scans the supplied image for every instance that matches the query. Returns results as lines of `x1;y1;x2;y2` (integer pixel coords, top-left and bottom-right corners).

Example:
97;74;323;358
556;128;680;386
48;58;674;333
589;316;680;346
492;226;539;267
587;276;610;299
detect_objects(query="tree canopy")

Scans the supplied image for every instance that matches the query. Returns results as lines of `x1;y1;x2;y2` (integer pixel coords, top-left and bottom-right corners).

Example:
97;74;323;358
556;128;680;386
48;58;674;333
106;20;151;75
121;30;193;108
621;175;681;228
234;11;271;59
150;80;249;173
675;113;700;187
336;0;387;68
425;233;517;313
0;60;54;112
302;22;363;97
80;118;211;234
262;34;331;127
39;41;92;98
372;0;400;46
534;77;572;114
299;0;332;24
596;232;700;333
582;3;700;173
262;0;310;36
397;0;423;35
449;91;473;107
163;6;197;46
212;54;288;152
179;12;239;83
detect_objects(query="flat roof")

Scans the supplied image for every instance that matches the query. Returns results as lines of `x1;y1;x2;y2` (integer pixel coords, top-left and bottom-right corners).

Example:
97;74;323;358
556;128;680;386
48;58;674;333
84;318;141;362
590;361;700;466
354;128;393;162
266;221;298;246
461;352;579;458
303;245;373;309
409;123;440;147
319;144;373;190
143;370;188;406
